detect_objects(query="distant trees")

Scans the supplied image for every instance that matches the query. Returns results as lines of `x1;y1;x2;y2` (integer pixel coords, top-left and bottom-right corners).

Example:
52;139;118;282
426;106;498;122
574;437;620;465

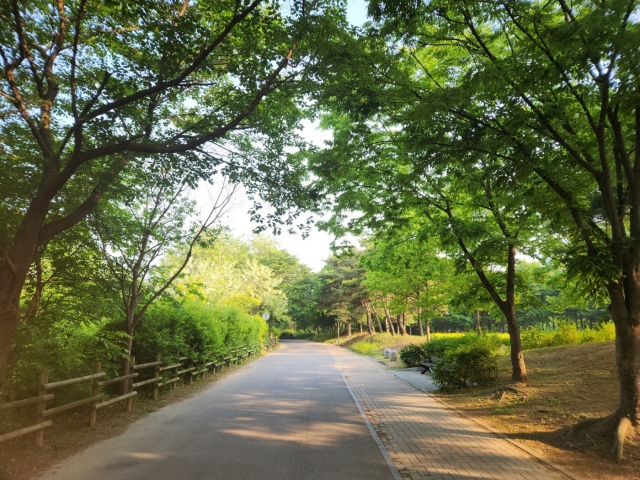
316;252;367;338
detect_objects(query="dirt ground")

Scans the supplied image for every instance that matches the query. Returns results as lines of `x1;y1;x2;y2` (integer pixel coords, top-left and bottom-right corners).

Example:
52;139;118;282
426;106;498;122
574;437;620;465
0;358;260;480
437;341;640;480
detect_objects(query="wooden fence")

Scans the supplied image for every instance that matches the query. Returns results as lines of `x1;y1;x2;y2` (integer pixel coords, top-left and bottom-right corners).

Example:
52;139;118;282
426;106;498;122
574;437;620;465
0;342;264;446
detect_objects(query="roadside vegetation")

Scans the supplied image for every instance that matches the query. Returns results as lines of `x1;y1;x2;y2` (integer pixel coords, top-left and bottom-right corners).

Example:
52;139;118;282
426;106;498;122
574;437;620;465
1;233;313;433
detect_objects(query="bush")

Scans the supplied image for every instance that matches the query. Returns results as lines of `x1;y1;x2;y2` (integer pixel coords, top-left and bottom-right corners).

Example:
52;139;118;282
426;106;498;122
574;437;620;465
432;344;498;389
292;332;315;339
348;333;394;355
351;342;381;355
5;318;127;404
399;344;428;367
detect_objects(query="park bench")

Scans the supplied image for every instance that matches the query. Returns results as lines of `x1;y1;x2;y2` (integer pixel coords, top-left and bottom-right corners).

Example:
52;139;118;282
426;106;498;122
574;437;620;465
420;356;443;375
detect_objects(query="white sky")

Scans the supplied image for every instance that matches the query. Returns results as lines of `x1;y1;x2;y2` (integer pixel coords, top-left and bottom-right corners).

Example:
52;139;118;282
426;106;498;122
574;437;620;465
192;1;368;272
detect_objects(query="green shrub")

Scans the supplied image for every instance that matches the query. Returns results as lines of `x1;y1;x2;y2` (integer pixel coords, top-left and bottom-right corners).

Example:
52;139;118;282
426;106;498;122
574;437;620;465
348;333;395;354
351;342;381;355
399;344;428;367
579;322;615;343
5;318;127;404
292;332;314;339
432;344;498;389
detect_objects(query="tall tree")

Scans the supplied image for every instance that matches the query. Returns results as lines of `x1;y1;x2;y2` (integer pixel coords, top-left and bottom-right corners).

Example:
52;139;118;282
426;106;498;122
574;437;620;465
0;0;346;374
362;236;453;340
317;252;368;338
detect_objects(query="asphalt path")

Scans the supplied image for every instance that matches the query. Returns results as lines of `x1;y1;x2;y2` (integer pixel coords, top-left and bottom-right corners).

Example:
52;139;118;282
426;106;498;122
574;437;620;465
39;341;393;480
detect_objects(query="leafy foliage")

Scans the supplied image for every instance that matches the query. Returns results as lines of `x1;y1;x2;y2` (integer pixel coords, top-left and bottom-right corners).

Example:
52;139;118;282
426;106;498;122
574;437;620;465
432;344;498;390
399;343;427;367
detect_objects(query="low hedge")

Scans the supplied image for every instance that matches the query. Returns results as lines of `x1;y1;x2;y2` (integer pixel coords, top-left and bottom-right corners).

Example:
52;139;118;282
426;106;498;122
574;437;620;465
432;344;497;389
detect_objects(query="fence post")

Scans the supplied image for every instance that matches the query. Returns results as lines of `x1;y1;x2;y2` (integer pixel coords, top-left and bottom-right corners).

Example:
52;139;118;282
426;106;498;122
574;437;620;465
126;356;135;413
34;370;48;446
89;361;101;428
172;361;178;391
153;353;161;400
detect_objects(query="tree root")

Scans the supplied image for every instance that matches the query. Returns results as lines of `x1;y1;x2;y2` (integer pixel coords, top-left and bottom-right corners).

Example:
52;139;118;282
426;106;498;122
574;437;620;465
566;412;636;462
614;417;632;463
495;385;528;403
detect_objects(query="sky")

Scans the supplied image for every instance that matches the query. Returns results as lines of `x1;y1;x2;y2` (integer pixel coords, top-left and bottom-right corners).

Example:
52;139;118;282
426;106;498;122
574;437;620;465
192;1;369;272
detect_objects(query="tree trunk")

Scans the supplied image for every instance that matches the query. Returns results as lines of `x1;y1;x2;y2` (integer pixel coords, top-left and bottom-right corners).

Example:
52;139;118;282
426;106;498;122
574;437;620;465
608;283;640;427
359;323;363;335
364;302;374;335
383;306;394;335
371;304;383;333
417;307;424;336
425;317;431;342
346;322;351;338
473;309;482;335
0;300;20;378
502;244;528;385
0;214;43;377
119;327;134;394
397;313;407;335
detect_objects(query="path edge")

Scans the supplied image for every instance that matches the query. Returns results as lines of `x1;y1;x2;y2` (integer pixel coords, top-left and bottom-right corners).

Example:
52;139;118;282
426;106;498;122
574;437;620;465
339;370;403;480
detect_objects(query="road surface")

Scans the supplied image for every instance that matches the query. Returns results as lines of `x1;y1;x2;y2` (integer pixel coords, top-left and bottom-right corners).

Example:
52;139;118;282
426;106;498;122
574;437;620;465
39;341;394;480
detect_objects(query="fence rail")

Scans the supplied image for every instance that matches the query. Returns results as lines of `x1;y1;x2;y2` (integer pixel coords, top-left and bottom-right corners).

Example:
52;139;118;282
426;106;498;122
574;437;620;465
0;341;267;447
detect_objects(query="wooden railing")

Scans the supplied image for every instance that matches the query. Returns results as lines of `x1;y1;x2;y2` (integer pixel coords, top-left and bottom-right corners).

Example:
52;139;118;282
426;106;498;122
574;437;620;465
0;342;265;446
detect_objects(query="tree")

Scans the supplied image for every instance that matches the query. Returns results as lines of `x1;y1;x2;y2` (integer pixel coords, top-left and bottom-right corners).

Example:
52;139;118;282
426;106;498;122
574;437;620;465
248;236;320;329
173;233;290;323
311;108;546;383
93;167;234;382
0;0;346;374
317;252;368;338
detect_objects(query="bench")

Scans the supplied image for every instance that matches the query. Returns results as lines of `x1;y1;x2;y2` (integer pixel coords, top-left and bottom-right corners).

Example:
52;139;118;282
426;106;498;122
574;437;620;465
420;357;443;374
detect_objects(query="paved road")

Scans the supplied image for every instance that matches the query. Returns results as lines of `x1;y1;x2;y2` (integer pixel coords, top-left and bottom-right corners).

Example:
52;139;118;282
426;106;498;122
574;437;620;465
39;341;393;480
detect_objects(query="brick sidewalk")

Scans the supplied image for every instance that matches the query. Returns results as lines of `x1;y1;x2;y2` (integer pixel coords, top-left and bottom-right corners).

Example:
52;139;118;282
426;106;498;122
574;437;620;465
332;347;567;480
